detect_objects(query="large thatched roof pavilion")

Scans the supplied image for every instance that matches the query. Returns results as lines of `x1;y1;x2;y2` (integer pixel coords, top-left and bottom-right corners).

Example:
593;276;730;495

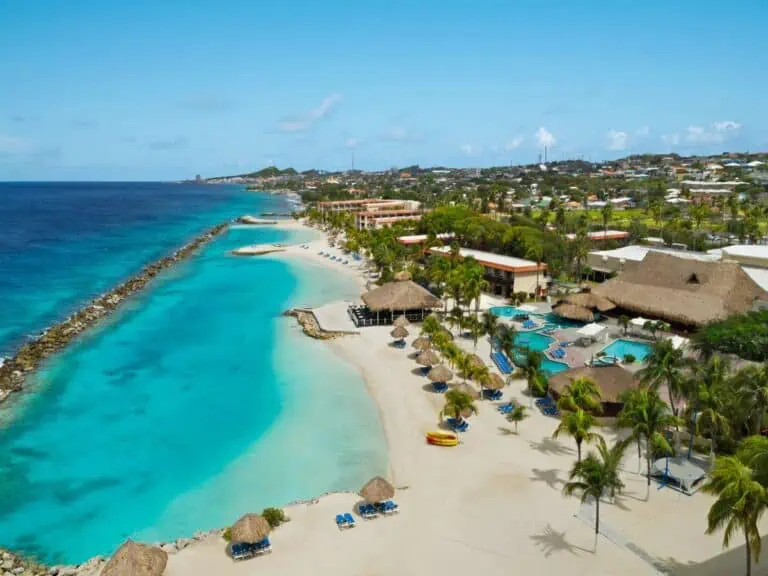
351;279;441;327
548;366;639;417
593;252;768;327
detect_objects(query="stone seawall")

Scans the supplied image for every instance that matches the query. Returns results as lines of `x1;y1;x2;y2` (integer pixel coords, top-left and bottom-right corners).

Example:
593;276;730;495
0;222;230;405
283;309;349;340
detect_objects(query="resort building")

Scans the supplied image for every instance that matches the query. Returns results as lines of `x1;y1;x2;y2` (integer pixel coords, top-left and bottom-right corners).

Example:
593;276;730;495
565;230;630;244
549;366;639;418
316;198;388;216
428;246;547;298
592;252;768;327
396;233;455;246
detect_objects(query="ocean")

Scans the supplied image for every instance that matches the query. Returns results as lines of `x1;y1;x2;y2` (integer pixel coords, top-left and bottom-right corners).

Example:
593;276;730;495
0;183;387;564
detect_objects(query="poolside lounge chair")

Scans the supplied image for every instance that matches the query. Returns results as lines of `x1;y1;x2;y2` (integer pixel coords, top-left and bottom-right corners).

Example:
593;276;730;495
344;512;356;527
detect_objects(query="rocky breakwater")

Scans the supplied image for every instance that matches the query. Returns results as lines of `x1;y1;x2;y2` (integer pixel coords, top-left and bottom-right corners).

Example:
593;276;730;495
0;223;230;406
283;309;348;340
236;215;278;225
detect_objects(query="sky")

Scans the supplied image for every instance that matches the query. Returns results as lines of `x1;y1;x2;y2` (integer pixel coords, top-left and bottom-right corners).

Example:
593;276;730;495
1;0;767;180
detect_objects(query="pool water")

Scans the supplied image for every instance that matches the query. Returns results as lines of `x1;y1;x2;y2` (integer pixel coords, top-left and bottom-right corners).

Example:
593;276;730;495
489;306;584;329
494;327;569;375
600;338;653;362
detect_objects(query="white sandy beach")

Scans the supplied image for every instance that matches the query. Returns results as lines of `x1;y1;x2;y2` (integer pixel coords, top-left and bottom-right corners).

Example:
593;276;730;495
163;221;768;576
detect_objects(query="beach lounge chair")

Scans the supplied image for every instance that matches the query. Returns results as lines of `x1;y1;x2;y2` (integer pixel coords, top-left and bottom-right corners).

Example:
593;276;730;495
231;543;252;561
447;418;469;433
498;401;515;413
359;503;378;519
484;389;503;401
253;537;272;554
344;512;356;527
433;382;448;393
336;514;348;529
376;500;400;515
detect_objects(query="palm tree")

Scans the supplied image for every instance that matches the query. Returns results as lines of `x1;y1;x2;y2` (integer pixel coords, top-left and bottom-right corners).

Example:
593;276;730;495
639;339;685;421
464;316;485;350
440;388;478;426
520;349;543;399
691;356;732;461
571;228;590;284
600;202;614;236
556;376;602;413
507;405;529;434
421;314;442;338
454;352;474;384
525;242;545;300
618;315;630;336
702;456;767;576
552;408;601;462
738;363;768;435
497;324;517;362
429;255;453;313
618;388;677;487
562;437;629;535
482;311;500;347
738;436;768;488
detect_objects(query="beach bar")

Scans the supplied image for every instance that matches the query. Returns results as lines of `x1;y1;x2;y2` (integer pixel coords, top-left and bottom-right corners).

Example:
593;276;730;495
349;280;440;327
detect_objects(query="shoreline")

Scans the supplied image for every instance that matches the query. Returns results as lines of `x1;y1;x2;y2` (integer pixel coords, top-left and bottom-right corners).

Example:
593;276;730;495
0;222;230;406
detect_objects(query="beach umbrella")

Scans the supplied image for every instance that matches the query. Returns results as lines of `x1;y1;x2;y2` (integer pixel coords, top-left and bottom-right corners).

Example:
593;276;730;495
455;383;481;400
393;314;410;328
393;270;412;282
101;540;168;576
468;354;485;369
230;514;272;544
427;364;453;383
412;336;431;351
359;476;395;503
485;373;505;391
390;325;409;340
416;349;440;367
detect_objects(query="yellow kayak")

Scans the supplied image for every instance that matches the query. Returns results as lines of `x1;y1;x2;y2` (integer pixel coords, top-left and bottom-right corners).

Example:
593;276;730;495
426;431;459;447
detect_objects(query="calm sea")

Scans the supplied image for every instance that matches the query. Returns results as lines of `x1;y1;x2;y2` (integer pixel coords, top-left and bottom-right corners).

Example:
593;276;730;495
0;183;386;563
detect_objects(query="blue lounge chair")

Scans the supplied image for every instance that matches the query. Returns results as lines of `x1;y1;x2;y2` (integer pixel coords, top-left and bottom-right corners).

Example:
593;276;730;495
359;503;378;519
251;537;272;555
231;543;252;561
447;417;469;432
433;381;448;393
376;500;400;515
343;512;356;527
484;389;503;401
498;402;515;413
336;514;347;528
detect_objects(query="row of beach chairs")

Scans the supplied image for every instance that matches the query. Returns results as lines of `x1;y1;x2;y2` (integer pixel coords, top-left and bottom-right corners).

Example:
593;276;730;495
336;501;400;530
535;396;559;417
491;351;513;375
231;538;272;561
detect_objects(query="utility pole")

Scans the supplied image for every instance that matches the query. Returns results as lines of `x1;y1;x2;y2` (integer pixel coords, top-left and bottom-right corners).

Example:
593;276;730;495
351;152;355;172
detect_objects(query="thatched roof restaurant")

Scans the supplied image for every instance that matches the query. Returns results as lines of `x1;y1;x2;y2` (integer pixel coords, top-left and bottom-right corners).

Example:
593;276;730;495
561;292;616;312
548;366;639;417
102;540;168;576
552;302;594;323
593;252;768;326
361;280;440;312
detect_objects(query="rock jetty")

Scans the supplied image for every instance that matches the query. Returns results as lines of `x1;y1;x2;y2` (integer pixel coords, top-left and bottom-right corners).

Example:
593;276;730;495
0;223;229;405
283;309;348;340
236;215;278;225
230;244;286;256
0;548;47;576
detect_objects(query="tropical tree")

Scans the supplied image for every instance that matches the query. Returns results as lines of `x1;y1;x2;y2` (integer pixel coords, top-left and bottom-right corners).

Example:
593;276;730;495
482;311;500;346
428;255;453;312
497;324;517;361
618;315;630;336
738;436;768;488
440;389;478;426
702;456;767;576
562;437;630;535
525;242;545;300
464;316;485;350
421;314;442;337
688;355;732;460
507;405;529;434
600;202;614;235
519;349;544;398
738;363;768;435
454;352;474;384
552;408;601;462
557;376;603;413
571;228;590;284
639;339;685;421
618;388;677;487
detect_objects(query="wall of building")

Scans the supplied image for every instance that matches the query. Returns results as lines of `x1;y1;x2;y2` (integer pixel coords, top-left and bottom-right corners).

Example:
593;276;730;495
513;271;543;295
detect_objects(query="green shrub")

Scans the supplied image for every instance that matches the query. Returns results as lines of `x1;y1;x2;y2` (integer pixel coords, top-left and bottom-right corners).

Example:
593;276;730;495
624;353;636;364
693;310;768;362
222;527;232;542
262;507;286;528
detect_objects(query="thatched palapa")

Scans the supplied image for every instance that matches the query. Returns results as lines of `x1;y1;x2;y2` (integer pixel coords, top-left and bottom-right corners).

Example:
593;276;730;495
393;314;410;328
468;354;485;369
456;383;481;399
412;336;431;351
561;292;616;312
361;281;440;312
427;364;453;383
485;372;505;390
592;252;768;326
230;514;272;544
548;366;639;417
552;302;594;323
416;349;440;367
102;540;167;576
360;476;395;503
390;325;409;339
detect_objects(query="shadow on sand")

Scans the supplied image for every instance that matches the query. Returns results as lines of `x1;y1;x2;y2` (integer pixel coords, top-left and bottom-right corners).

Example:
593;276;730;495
529;436;575;457
529;468;563;491
529;524;595;558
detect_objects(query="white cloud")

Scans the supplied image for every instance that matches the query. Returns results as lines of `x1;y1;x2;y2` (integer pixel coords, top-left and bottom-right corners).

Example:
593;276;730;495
535;127;556;148
461;144;480;156
635;126;650;137
606;129;629;151
277;93;342;133
714;120;741;132
685;121;741;145
0;134;34;156
661;133;681;146
505;136;524;150
344;137;360;148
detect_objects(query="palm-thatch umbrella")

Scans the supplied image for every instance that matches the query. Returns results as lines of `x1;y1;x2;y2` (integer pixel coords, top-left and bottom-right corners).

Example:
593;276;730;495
393;270;412;282
562;292;616;313
390;325;409;340
359;476;395;503
485;373;505;390
412;336;431;351
230;514;272;544
393;314;410;328
455;383;481;400
101;540;168;576
468;354;485;369
552;302;595;323
427;364;453;383
416;349;440;367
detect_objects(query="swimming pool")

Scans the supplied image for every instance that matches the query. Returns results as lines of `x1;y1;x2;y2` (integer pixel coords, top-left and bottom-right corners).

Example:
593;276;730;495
490;306;585;329
600;338;653;362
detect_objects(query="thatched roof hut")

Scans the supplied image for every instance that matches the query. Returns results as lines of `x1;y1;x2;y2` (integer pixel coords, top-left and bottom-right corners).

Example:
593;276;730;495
592;253;768;326
468;354;485;369
485;373;505;390
102;540;168;576
393;314;410;328
230;514;272;544
416;349;441;367
552;302;594;323
359;476;395;503
393;270;412;282
361;281;440;312
427;365;453;383
412;336;431;351
561;292;616;312
390;325;409;339
548;366;639;417
455;383;481;399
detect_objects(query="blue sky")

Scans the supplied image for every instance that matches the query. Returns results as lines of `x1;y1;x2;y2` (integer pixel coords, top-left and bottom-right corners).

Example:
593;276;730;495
1;0;767;180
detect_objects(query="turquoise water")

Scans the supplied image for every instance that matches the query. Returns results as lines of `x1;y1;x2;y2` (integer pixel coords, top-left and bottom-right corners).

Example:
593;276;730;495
0;220;386;563
600;338;653;362
490;308;571;374
489;306;585;329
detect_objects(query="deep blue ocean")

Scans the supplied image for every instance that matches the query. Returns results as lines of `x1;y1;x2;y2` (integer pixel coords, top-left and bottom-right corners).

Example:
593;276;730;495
0;183;386;564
